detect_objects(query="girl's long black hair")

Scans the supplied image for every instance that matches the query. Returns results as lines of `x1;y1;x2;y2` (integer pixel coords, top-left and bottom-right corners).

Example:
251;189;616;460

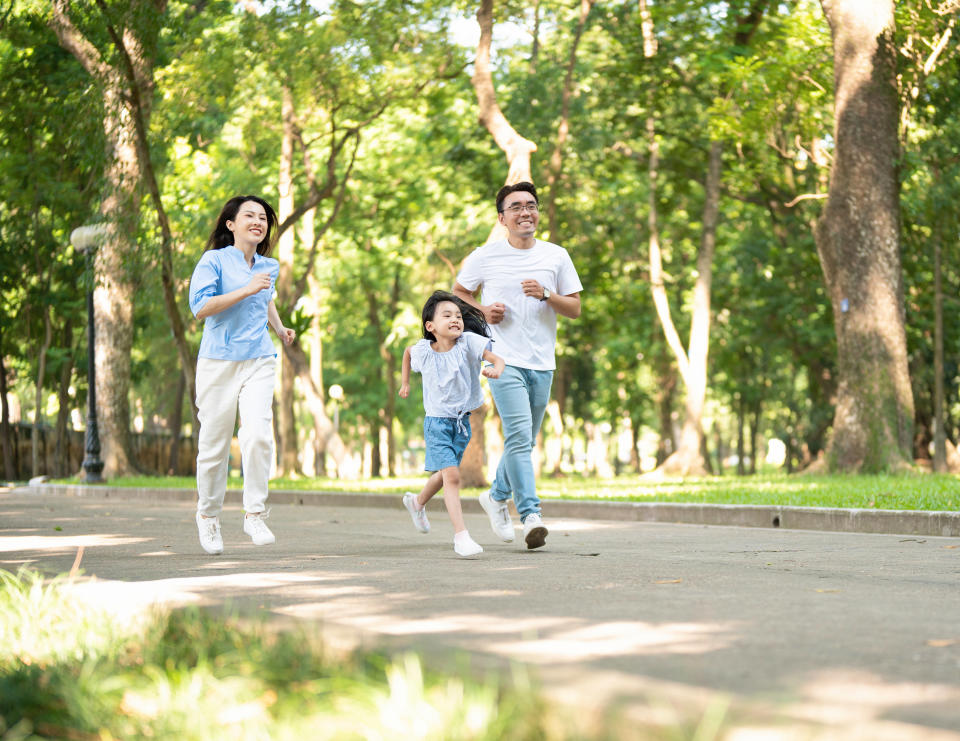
421;290;490;342
205;195;278;256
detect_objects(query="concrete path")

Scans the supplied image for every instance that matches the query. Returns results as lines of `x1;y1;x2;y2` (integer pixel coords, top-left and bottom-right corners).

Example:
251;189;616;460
2;488;960;740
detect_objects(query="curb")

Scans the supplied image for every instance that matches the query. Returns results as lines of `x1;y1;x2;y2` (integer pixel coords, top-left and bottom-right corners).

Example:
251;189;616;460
25;483;960;538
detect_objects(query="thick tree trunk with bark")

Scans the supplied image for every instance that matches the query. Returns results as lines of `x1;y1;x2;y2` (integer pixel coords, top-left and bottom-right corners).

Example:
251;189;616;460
462;0;541;485
93;216;138;477
50;2;163;478
815;0;914;471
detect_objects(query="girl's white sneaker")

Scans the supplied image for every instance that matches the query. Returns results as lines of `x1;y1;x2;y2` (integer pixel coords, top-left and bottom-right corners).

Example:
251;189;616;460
453;531;483;558
403;493;430;533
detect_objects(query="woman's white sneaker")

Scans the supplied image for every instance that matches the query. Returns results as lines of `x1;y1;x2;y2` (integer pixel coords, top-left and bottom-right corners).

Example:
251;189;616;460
196;512;223;555
243;511;276;545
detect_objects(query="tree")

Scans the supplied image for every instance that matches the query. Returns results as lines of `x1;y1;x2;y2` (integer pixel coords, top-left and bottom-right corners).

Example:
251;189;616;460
815;0;914;471
48;0;168;477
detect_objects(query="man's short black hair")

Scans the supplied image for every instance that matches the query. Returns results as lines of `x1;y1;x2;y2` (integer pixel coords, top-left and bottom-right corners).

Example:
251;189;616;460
496;182;539;213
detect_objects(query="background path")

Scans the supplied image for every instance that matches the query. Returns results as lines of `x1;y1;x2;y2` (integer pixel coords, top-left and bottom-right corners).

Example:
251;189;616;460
2;489;959;739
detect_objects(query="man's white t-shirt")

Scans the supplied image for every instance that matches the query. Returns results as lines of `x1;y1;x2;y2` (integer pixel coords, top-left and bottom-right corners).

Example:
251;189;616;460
456;239;583;371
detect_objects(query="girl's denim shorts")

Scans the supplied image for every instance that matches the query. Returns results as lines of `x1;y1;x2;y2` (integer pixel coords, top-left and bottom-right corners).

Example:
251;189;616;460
423;414;471;472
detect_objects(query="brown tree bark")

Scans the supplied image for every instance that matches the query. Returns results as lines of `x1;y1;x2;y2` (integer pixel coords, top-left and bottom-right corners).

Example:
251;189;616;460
167;368;185;475
463;0;540;487
544;0;594;244
50;1;162;478
54;321;75;478
933;231;946;471
364;270;401;477
644;0;766;477
0;327;14;481
815;0;914;471
32;305;53;477
275;85;300;476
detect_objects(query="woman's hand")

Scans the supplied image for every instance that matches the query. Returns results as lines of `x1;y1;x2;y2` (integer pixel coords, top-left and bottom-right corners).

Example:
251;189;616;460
247;273;272;296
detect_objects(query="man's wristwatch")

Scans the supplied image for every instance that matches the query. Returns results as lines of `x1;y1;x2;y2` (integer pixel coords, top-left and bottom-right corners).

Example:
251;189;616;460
541;287;551;302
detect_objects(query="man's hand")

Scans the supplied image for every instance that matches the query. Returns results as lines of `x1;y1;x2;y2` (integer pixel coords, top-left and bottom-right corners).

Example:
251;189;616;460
521;279;545;300
399;383;410;398
483;302;506;324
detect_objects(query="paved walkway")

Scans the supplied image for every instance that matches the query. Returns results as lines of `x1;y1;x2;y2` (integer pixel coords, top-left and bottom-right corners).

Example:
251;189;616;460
2;488;960;739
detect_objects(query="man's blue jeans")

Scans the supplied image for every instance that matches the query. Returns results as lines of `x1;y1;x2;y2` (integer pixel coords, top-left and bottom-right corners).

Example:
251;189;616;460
488;365;554;521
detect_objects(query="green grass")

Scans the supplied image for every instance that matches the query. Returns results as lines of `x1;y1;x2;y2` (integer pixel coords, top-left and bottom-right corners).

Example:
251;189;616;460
0;568;582;740
59;472;960;511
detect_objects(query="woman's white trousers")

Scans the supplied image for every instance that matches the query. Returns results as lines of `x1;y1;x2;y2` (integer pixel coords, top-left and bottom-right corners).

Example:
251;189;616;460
195;355;276;517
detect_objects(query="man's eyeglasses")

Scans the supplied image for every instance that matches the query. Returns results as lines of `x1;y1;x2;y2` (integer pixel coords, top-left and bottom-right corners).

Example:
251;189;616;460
501;202;539;214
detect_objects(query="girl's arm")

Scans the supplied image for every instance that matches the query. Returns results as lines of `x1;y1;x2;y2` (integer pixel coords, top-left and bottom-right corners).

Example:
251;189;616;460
195;273;271;321
268;300;296;346
481;349;505;379
399;347;412;398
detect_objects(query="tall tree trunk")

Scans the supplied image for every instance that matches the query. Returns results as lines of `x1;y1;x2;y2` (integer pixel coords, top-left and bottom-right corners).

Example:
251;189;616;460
284;341;353;477
933;233;946;471
639;0;710;476
364;271;400;477
0;329;13;481
275;86;300;476
736;394;746;475
50;1;163;478
464;0;541;486
545;0;594;244
815;0;914;471
53;320;75;478
650;139;721;476
167;368;185;475
32;306;53;477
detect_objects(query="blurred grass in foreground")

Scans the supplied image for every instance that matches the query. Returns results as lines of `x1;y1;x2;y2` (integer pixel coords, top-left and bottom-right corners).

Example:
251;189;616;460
85;472;960;511
1;568;604;740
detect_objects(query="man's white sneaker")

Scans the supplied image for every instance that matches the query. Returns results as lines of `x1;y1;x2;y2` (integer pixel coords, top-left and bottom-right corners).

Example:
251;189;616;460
478;489;514;542
453;531;483;558
196;512;223;555
403;492;430;533
522;513;548;550
243;511;276;546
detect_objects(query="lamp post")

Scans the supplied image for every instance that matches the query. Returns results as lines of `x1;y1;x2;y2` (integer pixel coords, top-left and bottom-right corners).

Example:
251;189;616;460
70;224;108;483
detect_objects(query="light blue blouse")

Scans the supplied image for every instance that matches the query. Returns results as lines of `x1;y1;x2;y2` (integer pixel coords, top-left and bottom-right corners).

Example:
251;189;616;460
188;245;279;361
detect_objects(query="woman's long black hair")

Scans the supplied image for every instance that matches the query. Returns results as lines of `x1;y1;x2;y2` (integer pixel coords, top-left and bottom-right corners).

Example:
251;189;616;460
205;195;278;256
421;290;490;341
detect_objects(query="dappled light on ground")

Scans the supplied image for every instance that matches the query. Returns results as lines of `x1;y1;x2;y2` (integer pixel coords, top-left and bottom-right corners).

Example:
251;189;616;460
0;534;147;552
786;670;960;726
492;620;739;661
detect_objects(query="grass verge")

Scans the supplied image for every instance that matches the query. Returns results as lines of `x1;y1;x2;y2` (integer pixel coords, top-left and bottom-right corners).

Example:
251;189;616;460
61;472;960;511
0;568;589;740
